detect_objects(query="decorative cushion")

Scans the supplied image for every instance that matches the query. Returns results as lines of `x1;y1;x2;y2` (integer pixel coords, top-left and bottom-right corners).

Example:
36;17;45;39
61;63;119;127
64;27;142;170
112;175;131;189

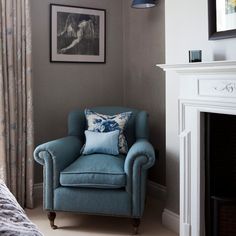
85;109;132;154
60;154;126;189
82;130;119;155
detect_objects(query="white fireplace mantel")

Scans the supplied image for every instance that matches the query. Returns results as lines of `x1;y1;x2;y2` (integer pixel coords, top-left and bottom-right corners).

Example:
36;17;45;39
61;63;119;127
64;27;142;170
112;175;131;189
157;60;236;74
157;61;236;236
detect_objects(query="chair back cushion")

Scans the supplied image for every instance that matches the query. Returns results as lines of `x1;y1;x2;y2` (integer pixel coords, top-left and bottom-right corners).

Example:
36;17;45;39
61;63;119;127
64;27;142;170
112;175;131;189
68;106;149;148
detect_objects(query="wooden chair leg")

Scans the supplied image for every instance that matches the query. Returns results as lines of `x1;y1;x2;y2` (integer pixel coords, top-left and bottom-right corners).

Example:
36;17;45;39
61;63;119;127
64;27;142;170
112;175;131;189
132;218;140;235
47;212;58;229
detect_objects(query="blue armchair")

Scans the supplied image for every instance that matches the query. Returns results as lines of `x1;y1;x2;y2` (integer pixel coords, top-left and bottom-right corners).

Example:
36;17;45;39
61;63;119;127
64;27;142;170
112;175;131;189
34;106;155;234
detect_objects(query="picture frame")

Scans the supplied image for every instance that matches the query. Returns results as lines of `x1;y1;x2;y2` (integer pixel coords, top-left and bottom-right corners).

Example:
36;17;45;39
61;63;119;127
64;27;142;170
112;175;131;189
50;4;106;63
208;0;236;40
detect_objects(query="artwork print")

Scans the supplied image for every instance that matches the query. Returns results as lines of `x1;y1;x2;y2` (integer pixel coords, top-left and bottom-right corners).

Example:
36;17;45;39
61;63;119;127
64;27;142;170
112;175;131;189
208;0;236;39
225;0;236;14
57;13;99;55
50;4;105;63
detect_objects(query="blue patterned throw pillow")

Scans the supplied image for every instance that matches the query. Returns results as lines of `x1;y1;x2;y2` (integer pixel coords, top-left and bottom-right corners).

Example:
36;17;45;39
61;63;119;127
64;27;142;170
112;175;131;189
85;109;132;154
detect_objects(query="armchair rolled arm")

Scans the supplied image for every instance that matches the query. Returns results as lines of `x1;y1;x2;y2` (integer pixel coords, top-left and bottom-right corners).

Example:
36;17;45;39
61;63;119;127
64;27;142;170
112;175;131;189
124;139;155;217
124;139;155;175
34;136;82;210
34;136;82;188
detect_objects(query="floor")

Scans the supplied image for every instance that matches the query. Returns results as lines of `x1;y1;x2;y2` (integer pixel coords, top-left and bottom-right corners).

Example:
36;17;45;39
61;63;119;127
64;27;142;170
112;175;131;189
26;197;178;236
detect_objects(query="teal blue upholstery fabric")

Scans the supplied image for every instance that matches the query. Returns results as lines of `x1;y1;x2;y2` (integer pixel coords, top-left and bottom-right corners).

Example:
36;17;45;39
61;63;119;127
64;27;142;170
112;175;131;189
82;130;120;155
34;136;83;210
34;106;155;220
68;109;86;140
124;139;155;216
60;154;126;188
54;187;131;216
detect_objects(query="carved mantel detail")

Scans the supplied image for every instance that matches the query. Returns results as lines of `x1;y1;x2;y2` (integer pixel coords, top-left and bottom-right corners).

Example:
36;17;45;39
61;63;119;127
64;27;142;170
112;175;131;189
214;82;236;93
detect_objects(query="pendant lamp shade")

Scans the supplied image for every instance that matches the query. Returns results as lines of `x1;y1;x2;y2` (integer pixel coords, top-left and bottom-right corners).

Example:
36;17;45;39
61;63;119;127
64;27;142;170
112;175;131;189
131;0;156;8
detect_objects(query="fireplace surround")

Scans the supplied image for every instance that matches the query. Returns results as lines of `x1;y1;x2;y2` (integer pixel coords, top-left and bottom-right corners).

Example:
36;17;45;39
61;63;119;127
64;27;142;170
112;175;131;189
158;61;236;236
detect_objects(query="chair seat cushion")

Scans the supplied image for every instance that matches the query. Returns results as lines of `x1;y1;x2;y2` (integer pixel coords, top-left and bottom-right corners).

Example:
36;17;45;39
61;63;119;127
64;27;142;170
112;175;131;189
60;154;126;189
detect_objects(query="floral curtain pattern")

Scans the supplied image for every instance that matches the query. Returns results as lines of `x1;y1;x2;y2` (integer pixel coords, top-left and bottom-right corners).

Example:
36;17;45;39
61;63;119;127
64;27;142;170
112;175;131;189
0;0;34;208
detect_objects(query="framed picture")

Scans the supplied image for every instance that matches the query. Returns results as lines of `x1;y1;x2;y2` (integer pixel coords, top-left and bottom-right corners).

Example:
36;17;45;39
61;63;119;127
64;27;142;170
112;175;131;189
50;4;106;63
208;0;236;40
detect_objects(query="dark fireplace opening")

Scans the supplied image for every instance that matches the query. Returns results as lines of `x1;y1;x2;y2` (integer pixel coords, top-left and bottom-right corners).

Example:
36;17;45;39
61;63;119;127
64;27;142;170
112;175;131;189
205;113;236;236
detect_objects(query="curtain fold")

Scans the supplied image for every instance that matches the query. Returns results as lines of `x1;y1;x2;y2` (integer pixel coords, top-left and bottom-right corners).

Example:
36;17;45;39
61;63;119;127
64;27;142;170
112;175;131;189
0;0;34;208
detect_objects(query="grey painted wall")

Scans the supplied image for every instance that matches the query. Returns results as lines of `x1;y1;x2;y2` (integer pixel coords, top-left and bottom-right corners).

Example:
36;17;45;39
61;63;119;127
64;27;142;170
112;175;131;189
32;0;166;185
32;0;124;183
165;0;236;214
123;0;166;185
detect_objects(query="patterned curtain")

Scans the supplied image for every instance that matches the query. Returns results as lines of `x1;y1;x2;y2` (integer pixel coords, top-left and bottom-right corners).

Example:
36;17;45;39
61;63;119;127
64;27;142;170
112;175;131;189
0;0;34;208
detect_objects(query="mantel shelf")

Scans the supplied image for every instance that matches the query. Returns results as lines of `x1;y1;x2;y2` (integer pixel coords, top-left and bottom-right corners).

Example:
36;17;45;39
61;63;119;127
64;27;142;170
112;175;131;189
156;60;236;74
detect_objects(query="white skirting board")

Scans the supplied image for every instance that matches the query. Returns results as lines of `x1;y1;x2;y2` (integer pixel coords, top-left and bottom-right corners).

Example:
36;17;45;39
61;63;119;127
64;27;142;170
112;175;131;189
162;208;180;234
147;181;180;234
147;180;167;201
33;182;43;202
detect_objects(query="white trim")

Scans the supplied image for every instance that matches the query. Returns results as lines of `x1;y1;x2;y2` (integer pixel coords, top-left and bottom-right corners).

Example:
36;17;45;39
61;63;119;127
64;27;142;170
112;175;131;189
162;208;180;234
34;183;43;202
156;60;236;73
158;61;236;236
147;180;167;201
